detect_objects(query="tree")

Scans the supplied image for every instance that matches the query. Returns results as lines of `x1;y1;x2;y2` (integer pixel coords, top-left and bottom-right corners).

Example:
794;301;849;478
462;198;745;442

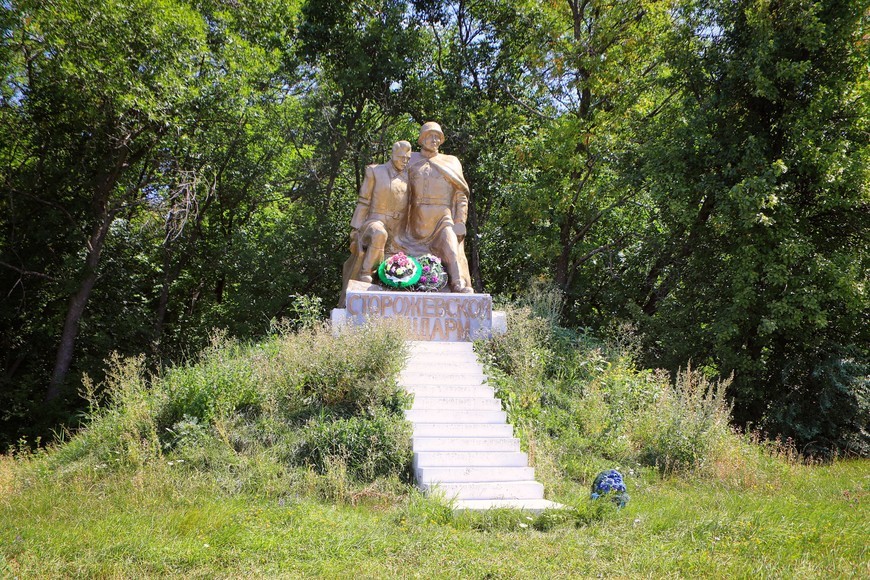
1;0;308;410
1;0;217;401
625;0;869;452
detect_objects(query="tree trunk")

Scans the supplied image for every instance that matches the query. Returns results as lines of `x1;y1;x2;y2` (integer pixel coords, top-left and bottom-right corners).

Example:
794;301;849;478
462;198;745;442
554;215;574;289
46;213;113;401
152;253;183;347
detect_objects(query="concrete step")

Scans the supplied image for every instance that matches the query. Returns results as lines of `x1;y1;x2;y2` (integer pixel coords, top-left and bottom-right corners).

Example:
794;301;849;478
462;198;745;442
409;341;475;353
413;437;520;452
416;466;535;484
402;339;562;512
405;385;495;398
412;422;513;438
422;481;544;500
403;382;491;392
403;362;483;373
399;372;486;385
404;409;506;424
410;397;502;411
407;353;476;360
406;353;480;370
452;499;565;513
413;451;528;468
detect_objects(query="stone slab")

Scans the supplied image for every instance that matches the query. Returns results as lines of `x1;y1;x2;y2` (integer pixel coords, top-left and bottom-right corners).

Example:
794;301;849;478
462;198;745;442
413;451;529;468
421;481;544;500
416;466;535;484
411;423;513;438
344;289;493;342
452;499;565;513
492;310;507;335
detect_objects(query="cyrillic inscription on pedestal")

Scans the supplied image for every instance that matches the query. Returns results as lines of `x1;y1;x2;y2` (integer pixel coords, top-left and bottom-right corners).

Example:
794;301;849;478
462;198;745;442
345;289;492;342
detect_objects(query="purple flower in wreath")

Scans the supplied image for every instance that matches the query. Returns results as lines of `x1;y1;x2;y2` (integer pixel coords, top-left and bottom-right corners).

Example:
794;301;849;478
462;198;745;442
410;254;447;292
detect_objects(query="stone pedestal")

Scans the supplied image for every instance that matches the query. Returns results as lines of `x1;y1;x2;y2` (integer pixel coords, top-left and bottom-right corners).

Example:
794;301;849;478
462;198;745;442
340;288;493;342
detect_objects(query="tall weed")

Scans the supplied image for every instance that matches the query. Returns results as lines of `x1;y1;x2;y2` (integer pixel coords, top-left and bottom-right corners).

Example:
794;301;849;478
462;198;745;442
632;365;733;473
49;319;412;495
297;409;413;481
480;305;740;483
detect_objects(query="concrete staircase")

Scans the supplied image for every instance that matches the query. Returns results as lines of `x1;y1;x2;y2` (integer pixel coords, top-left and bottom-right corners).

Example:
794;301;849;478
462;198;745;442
400;341;562;512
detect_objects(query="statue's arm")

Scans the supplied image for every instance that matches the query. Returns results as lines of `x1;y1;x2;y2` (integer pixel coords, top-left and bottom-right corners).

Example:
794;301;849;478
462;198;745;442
350;165;376;230
452;160;469;238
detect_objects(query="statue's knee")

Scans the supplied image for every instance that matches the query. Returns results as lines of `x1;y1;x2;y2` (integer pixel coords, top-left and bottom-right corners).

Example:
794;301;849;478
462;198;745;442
370;224;388;246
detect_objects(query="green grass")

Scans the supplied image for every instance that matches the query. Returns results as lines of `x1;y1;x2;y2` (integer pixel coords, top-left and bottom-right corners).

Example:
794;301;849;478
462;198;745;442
1;456;867;578
1;305;867;577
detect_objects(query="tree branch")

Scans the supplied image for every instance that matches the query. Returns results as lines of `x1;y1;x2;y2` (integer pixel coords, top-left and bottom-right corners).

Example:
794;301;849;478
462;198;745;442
0;260;55;281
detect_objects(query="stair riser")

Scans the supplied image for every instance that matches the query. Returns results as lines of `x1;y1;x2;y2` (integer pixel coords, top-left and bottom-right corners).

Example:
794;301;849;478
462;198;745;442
403;361;482;371
452;499;563;513
400;374;486;385
405;353;481;372
411;398;501;411
405;386;495;398
412;423;513;437
409;340;475;350
413;438;519;452
402;383;491;391
421;482;544;500
404;410;506;424
416;467;535;484
413;452;528;467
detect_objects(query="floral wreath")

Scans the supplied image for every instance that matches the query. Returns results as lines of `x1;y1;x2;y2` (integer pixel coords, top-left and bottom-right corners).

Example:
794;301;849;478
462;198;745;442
377;252;422;288
414;254;448;292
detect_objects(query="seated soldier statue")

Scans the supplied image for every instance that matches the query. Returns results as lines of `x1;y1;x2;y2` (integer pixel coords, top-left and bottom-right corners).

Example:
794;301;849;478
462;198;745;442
339;140;411;306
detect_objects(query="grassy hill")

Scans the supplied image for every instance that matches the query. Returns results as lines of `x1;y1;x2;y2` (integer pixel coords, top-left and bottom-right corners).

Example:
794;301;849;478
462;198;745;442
1;310;867;577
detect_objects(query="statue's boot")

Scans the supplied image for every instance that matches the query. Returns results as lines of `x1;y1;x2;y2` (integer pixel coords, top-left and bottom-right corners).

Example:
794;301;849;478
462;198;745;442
359;247;384;284
446;259;473;293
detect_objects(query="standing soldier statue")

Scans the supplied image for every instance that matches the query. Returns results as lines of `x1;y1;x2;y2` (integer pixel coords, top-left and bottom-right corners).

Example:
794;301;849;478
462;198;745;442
405;122;473;293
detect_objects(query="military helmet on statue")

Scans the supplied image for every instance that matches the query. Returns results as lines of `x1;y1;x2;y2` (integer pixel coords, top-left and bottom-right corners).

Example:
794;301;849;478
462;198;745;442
418;121;445;144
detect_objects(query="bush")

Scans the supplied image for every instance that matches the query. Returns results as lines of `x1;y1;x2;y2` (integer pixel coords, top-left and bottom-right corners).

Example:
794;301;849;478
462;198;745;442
632;365;733;472
49;320;413;494
297;410;413;481
479;305;737;478
766;348;869;457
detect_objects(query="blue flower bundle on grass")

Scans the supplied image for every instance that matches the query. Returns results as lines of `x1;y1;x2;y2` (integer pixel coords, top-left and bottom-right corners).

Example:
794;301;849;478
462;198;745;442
591;469;629;508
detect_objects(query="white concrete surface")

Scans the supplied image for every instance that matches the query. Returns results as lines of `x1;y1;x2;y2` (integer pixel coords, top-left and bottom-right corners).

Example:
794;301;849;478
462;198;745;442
402;340;563;512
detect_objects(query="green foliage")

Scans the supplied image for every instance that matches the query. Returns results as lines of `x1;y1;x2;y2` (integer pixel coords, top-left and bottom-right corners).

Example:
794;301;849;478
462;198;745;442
1;0;866;458
297;410;412;481
633;366;733;472
49;321;411;490
2;454;866;577
618;0;870;454
480;305;736;476
768;349;870;457
282;294;325;331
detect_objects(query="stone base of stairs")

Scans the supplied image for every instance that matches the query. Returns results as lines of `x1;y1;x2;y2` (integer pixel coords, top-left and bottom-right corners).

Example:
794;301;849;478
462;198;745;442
402;341;564;512
452;499;564;513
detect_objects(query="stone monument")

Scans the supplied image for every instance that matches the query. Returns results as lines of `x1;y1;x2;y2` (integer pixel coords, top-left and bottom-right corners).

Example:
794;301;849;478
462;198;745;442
334;122;502;341
332;125;553;512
